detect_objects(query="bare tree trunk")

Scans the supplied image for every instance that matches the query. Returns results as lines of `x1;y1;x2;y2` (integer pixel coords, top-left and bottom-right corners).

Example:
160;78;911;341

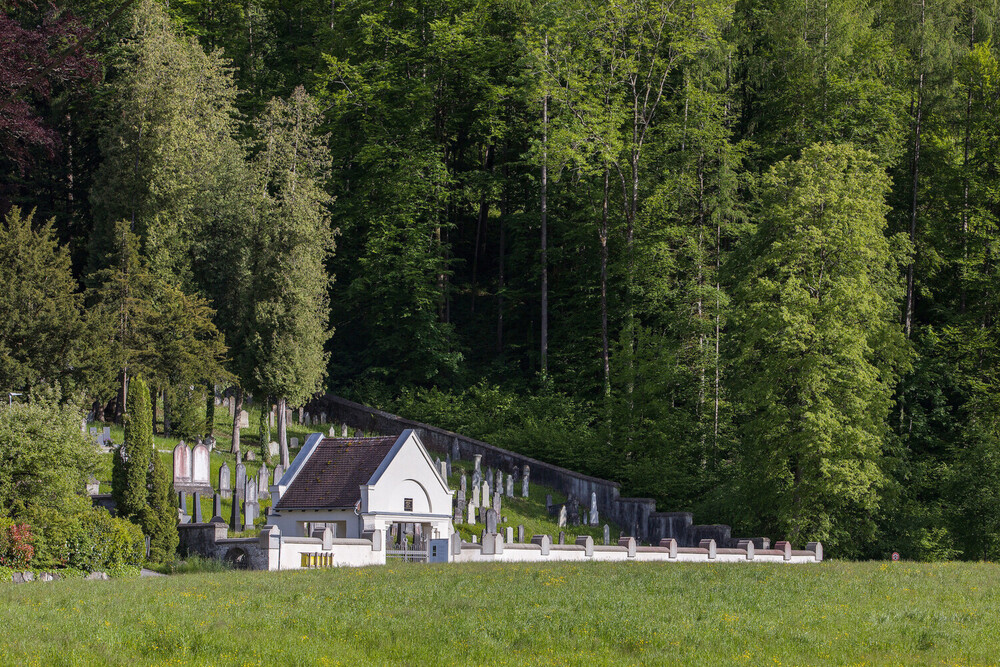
231;386;243;454
540;36;550;376
116;368;128;424
600;166;610;395
905;0;926;338
278;396;289;468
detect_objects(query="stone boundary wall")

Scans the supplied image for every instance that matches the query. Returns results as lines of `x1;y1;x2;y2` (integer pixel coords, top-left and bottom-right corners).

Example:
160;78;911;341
308;394;740;546
450;534;822;564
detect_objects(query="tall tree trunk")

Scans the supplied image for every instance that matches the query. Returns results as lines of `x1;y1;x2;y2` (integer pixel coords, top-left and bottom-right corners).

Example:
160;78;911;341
497;170;506;354
278;396;289;468
600;166;610;395
540;36;550;376
116;368;128;424
231;386;244;454
905;0;926;338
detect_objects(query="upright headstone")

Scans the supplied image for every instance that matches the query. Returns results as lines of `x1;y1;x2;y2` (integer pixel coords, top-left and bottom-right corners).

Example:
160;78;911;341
545;494;553;512
603;524;610;546
172;442;192;489
486;467;494;489
243;499;257;531
178;492;187;515
438;461;448;480
268;441;279;458
285;408;292;426
493;492;501;514
517;525;525;543
212;493;222;520
191;443;211;492
102;426;112;445
457;489;466;508
522;465;530;498
505;526;513;544
246;476;258;504
451;437;460;461
467;501;476;524
246;450;255;462
229;492;240;531
558;531;565;545
290;437;298;449
454;504;463;525
219;462;231;499
328;426;336;437
590;492;599;526
341;423;348;437
272;464;284;486
558;505;567;528
482;481;490;505
471;482;480;507
303;411;310;425
192;492;203;523
257;470;268;496
506;474;514;498
354;429;363;437
473;454;482;472
460;472;467;494
486;509;498;534
320;412;327;424
235;463;247;501
495;469;503;491
471;468;481;490
446;454;452;478
239;409;249;429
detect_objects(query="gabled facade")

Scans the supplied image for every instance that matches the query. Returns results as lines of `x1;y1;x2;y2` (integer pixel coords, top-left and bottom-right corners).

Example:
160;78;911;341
269;429;454;540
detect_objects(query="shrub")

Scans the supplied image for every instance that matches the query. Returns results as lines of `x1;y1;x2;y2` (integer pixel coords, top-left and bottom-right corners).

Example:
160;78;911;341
0;519;35;568
23;497;144;571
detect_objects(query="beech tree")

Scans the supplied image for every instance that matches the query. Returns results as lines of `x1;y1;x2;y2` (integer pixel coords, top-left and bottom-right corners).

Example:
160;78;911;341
730;143;910;552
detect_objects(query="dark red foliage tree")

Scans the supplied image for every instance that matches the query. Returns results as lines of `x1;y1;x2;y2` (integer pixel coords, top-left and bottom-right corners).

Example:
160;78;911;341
0;2;99;174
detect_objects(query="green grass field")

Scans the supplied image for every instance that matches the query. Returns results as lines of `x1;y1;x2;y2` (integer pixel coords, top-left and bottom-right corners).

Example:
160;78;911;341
1;560;996;666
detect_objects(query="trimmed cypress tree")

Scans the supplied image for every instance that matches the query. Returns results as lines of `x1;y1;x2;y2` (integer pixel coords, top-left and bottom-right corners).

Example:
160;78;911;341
113;375;153;521
145;452;178;563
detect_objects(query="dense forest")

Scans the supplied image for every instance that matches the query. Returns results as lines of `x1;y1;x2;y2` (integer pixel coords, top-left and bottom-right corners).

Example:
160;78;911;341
3;0;1000;559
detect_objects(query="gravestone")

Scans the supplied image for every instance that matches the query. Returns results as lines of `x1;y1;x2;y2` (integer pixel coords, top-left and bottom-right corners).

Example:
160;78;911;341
493;492;501;514
471;482;480;507
479;506;487;524
239;410;249;429
102;426;112;445
517;525;525;543
219;462;231;499
446;454;452;478
603;524;610;545
243;499;257;531
285;408;292;425
272;464;284;485
341;423;348;437
505;527;513;544
473;454;482;472
328;426;336;436
558;505;567;528
460;472;467;494
290;437;298;449
471;468;481;490
506;474;513;498
522;465;530;497
582;510;589;525
590;492;599;526
192;492;203;523
486;467;493;489
486;509;498;534
558;531;565;545
451;437;460;461
246;477;258;504
467;502;476;524
482;481;490;505
257;470;268;496
567;496;580;525
212;493;223;520
457;489;466;508
190;443;212;493
178;492;187;515
438;461;448;480
545;494;553;512
172;442;192;491
453;504;463;525
246;450;255;461
354;429;363;437
320;412;327;424
235;463;247;501
303;412;310;425
495;469;503;491
268;441;279;458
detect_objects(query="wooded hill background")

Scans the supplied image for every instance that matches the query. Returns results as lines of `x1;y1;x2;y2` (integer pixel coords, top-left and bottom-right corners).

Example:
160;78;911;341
3;0;1000;560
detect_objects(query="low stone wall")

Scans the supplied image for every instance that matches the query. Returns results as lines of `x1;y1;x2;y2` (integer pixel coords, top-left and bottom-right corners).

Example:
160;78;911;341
449;534;823;565
178;521;385;571
308;394;749;547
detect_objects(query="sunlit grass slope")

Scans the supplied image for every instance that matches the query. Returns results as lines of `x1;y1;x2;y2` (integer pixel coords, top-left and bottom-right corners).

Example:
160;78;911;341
1;560;997;666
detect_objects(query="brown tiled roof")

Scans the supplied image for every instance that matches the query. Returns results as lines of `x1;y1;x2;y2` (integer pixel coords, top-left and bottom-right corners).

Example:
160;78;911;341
275;436;398;509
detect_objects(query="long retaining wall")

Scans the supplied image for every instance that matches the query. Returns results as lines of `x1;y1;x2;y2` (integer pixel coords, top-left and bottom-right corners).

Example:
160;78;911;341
308;394;750;547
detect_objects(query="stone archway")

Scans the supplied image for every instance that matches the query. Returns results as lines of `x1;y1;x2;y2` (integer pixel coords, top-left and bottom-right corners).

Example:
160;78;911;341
223;547;249;570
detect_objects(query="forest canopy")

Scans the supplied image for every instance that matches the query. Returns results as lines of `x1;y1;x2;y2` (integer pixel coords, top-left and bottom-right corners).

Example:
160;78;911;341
2;0;1000;559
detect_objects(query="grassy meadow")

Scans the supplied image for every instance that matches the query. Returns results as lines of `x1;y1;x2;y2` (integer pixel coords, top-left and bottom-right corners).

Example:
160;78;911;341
1;560;997;666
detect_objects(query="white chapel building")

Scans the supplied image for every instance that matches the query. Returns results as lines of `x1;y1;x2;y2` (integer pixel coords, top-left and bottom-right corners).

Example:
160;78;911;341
269;429;454;540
